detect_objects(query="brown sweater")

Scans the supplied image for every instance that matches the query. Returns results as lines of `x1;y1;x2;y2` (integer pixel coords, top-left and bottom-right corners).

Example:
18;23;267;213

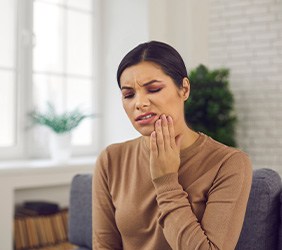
92;132;253;250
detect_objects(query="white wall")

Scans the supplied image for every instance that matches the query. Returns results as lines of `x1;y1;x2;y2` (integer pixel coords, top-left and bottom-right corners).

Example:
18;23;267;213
208;0;282;172
15;184;70;207
99;0;149;149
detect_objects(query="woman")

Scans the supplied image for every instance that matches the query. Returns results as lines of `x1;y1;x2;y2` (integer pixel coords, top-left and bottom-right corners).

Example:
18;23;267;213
92;41;252;250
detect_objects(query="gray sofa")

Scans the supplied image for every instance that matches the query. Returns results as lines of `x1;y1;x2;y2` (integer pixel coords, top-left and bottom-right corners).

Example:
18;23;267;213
68;168;282;250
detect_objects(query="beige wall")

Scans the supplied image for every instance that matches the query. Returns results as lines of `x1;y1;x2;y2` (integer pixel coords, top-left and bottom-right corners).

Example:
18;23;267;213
149;0;210;70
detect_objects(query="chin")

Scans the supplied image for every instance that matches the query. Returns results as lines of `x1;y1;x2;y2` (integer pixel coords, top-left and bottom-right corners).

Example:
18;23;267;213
134;125;154;137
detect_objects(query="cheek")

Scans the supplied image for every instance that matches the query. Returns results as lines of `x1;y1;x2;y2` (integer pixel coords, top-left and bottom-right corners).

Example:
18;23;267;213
161;95;183;117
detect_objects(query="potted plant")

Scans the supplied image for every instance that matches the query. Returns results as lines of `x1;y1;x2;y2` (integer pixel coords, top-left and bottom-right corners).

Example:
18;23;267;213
29;102;94;162
185;64;237;147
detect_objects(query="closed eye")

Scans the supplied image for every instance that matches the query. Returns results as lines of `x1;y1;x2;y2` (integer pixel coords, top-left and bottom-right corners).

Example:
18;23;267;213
148;88;161;93
123;93;134;99
123;88;162;99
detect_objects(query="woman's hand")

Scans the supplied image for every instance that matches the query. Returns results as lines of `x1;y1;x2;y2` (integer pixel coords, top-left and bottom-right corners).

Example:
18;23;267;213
149;114;182;180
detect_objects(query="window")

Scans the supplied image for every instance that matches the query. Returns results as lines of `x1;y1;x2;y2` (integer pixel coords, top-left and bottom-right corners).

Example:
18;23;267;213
0;0;99;160
0;0;17;148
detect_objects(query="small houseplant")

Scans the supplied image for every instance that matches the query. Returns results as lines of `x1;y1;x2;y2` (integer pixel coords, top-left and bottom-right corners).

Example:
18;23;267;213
185;64;237;147
29;102;94;162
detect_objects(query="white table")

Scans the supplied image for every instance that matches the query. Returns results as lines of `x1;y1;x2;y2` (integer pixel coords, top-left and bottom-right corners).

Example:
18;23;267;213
0;157;96;250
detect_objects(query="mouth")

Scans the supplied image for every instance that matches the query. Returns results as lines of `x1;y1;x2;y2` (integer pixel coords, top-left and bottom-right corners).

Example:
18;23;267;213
135;112;157;121
135;112;158;125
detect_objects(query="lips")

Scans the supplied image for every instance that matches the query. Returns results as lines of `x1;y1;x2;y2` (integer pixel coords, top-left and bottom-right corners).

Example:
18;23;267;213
135;112;158;126
135;112;157;121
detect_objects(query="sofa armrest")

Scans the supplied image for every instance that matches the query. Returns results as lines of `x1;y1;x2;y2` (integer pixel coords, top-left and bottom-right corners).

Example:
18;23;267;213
236;168;282;250
68;174;92;250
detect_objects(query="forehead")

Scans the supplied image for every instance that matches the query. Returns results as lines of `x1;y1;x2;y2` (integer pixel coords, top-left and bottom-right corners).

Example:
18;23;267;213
120;61;166;87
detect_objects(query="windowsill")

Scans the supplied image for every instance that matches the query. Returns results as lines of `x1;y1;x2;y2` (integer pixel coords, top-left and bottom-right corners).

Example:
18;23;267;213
0;156;97;176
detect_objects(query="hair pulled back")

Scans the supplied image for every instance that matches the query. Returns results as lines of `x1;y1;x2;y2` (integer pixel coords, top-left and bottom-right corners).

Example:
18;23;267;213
117;41;188;89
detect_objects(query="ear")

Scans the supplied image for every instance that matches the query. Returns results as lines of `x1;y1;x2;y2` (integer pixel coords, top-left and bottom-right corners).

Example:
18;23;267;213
181;77;190;101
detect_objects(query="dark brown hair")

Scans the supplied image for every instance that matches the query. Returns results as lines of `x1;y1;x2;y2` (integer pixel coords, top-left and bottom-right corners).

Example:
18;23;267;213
117;41;188;89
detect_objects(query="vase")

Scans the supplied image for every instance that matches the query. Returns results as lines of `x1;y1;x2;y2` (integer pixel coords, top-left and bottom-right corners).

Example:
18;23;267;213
49;132;72;163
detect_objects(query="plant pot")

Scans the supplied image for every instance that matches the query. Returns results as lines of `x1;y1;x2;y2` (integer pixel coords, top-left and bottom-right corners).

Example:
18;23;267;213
49;132;71;163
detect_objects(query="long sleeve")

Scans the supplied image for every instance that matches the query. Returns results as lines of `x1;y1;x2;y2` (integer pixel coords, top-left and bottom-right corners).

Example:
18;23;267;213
152;152;253;250
92;149;123;250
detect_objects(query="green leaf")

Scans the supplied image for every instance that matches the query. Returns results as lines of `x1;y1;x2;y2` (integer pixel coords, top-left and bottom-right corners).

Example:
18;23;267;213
185;64;237;147
28;103;95;134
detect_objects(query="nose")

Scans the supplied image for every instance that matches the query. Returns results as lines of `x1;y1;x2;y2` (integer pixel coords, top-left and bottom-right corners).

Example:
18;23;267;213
135;93;150;110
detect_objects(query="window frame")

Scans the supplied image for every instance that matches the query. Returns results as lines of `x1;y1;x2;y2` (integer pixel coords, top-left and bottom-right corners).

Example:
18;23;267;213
0;0;101;160
0;0;25;160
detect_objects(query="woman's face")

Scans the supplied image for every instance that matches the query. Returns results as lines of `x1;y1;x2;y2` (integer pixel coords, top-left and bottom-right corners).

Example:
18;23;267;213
120;61;189;136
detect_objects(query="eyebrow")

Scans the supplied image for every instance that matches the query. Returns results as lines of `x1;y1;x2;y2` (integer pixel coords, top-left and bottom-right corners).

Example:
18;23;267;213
121;80;162;90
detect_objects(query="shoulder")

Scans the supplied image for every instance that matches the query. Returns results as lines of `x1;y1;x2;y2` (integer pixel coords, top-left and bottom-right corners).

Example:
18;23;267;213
208;137;253;183
205;134;239;154
204;134;249;162
201;133;253;176
202;136;253;194
106;136;142;150
221;150;253;176
95;136;142;168
104;136;142;156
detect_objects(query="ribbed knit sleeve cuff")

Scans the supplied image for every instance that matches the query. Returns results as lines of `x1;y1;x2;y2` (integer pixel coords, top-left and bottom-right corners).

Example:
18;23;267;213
152;173;183;195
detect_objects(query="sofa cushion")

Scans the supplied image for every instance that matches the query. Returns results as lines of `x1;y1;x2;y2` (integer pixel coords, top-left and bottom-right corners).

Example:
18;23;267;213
236;168;281;250
69;174;92;249
279;192;282;249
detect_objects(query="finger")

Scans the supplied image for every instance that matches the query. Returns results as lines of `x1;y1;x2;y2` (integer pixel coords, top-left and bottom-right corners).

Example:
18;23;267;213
150;131;158;156
161;114;170;150
167;116;176;149
155;118;165;153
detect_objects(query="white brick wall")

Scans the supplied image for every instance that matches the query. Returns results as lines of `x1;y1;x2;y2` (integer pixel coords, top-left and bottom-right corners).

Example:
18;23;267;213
209;0;282;172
